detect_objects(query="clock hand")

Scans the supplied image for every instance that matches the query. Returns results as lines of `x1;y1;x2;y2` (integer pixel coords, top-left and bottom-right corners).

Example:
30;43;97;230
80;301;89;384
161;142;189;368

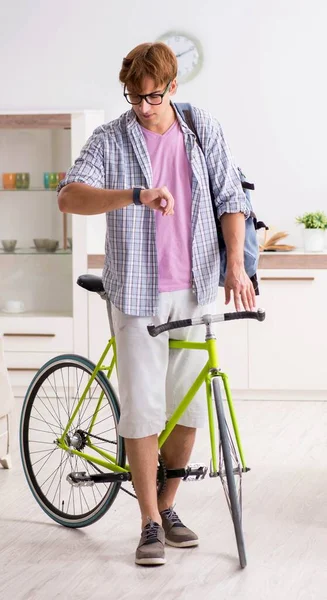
175;47;194;58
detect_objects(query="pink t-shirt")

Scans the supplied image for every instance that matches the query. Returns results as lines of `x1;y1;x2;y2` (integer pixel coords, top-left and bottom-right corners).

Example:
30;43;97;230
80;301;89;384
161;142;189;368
141;120;192;292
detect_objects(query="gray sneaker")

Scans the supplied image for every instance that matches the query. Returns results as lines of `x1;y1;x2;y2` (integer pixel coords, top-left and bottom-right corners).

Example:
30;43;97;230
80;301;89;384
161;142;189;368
160;507;199;548
135;520;166;566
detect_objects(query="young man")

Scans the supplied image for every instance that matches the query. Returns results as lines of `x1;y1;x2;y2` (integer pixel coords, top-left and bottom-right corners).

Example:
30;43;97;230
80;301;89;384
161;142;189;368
58;42;255;566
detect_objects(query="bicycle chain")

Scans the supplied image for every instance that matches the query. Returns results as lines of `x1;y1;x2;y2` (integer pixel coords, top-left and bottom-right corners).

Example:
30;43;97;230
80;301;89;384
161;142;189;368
77;430;167;498
75;429;117;446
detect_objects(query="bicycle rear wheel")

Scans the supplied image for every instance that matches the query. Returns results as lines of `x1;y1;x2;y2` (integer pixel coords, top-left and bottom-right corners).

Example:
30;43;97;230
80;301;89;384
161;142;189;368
212;377;247;568
20;354;125;528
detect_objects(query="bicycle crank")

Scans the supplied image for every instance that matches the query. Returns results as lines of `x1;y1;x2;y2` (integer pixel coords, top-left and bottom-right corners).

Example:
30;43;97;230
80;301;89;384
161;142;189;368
67;471;132;487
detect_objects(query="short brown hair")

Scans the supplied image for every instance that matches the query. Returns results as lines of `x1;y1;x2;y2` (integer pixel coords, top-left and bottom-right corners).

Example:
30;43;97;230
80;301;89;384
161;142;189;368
119;42;177;91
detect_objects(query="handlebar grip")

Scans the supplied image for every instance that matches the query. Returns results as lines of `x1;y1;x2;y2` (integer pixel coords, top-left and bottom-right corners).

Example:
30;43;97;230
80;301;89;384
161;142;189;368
147;318;192;337
256;309;266;322
224;309;265;322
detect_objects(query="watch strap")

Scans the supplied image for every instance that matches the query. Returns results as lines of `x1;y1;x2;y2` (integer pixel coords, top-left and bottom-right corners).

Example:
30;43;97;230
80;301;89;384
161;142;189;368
132;187;142;205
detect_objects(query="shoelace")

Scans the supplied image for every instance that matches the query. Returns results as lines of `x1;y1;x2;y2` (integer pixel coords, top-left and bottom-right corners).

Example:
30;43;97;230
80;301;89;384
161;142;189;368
144;520;160;542
161;507;184;528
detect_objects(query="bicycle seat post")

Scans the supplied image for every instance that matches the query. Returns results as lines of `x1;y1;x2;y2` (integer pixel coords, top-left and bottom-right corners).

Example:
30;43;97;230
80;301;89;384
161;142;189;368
203;314;216;341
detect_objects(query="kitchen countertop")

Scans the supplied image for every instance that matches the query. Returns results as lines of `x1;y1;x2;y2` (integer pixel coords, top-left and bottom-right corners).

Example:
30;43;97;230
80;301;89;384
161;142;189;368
88;250;327;270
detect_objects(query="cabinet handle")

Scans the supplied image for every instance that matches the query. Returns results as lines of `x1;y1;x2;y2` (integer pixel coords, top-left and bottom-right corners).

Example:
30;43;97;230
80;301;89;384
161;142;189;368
7;368;39;372
260;277;315;281
3;333;55;337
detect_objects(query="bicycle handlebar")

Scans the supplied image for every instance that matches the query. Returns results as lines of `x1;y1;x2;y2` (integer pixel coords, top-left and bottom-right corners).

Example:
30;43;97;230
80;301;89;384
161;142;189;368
147;309;265;338
224;310;265;322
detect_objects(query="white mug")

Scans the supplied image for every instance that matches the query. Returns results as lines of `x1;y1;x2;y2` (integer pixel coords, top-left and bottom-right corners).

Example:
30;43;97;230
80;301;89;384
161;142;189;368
3;300;25;313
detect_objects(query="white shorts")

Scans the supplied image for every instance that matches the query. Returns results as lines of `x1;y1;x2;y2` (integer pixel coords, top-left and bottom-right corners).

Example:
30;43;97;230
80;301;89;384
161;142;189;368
109;290;217;439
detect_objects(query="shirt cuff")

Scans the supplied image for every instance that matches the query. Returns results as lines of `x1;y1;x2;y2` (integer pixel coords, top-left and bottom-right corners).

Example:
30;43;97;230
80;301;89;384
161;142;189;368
217;200;250;220
57;176;101;194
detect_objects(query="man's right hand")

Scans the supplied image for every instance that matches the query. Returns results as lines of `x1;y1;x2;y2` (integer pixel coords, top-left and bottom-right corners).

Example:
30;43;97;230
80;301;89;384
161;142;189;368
140;187;175;216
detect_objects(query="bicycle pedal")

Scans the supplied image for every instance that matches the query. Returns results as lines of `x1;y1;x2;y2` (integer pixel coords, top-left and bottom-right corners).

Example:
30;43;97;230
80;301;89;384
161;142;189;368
183;463;208;481
66;471;94;487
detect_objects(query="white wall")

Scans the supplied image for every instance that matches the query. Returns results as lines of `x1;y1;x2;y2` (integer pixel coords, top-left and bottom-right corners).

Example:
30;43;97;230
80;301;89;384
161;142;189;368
1;0;327;249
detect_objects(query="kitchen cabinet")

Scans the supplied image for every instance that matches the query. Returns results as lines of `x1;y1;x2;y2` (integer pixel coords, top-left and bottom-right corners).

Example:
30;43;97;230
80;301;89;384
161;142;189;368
248;269;327;393
0;110;104;393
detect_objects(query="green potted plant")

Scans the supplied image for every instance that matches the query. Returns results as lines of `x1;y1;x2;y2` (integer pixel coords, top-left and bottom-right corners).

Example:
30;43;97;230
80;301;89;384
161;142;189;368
296;211;327;252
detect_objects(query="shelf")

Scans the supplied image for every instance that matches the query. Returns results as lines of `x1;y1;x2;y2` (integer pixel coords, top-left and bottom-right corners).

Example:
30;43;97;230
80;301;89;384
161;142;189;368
0;311;73;318
0;114;71;129
0;188;57;192
0;249;72;255
259;252;327;269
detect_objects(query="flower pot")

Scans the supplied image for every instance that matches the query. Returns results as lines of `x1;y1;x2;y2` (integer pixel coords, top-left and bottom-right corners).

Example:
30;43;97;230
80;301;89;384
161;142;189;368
303;229;325;252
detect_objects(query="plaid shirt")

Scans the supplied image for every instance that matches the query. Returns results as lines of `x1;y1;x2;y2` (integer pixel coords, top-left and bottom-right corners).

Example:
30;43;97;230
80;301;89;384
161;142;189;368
58;104;248;316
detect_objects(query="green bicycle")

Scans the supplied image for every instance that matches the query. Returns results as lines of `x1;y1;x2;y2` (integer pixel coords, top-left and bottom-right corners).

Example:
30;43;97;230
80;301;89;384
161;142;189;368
20;274;265;569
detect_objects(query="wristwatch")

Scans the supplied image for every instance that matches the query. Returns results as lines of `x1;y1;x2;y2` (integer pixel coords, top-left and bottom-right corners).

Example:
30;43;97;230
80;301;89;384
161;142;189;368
132;187;143;205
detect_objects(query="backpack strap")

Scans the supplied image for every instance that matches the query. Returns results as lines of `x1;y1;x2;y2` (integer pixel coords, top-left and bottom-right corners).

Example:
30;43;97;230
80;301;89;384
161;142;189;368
242;181;255;191
174;102;219;230
175;103;255;193
174;103;201;147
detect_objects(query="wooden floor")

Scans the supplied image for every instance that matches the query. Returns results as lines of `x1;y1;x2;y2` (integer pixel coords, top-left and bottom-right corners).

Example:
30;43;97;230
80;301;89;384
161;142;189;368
1;399;327;600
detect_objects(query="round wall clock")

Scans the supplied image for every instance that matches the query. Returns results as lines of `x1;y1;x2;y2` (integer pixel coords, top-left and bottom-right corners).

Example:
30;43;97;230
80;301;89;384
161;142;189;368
157;31;203;84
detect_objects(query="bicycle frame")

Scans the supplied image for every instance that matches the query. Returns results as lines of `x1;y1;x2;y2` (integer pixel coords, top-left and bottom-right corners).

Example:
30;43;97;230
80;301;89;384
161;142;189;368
57;334;247;475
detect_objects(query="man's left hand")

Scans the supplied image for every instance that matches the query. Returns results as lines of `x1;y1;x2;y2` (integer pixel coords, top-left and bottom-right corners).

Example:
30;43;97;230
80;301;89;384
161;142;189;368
224;264;256;312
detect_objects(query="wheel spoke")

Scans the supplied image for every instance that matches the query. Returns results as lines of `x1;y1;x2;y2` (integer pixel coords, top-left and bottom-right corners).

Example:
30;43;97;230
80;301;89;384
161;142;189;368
42;453;70;497
32;448;58;473
30;406;61;438
21;358;124;527
78;383;100;428
29;414;61;431
219;422;242;520
34;392;63;431
78;393;108;431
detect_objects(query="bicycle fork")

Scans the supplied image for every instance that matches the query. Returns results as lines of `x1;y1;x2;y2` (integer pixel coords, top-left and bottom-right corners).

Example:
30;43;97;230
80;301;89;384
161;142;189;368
204;326;249;477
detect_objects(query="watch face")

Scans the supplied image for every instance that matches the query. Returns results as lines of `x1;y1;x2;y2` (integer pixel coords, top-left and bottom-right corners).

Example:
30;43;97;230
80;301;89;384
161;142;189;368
157;32;203;83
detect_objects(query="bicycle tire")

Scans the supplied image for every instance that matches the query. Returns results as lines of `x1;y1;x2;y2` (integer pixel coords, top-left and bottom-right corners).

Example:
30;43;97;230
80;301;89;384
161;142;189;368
212;377;247;568
20;354;125;528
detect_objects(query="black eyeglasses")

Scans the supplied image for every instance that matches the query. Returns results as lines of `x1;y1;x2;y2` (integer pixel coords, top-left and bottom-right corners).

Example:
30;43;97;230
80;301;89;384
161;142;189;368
124;81;171;105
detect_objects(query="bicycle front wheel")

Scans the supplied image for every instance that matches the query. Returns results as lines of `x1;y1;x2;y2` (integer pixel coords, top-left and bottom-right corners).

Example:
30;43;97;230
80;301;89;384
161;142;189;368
212;377;247;568
20;354;125;528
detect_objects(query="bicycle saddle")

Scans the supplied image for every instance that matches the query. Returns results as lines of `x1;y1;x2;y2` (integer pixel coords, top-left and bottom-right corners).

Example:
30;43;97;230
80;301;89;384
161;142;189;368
77;274;105;293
